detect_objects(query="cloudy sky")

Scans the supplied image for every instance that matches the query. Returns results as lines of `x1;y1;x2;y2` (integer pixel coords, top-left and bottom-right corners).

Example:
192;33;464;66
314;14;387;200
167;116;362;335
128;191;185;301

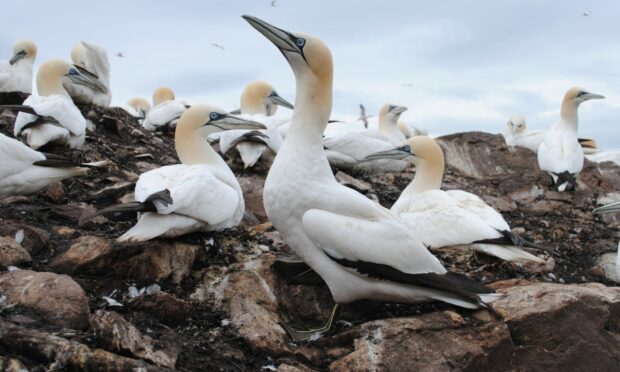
3;0;619;147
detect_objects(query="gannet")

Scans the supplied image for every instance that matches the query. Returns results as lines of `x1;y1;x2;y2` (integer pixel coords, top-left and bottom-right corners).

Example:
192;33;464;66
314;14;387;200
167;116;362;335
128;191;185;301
592;202;620;283
142;87;188;132
216;81;293;168
398;119;427;138
121;97;151;121
245;15;500;337
65;41;111;106
365;136;547;263
323;103;409;171
0;40;37;94
505;114;599;154
537;87;604;191
92;105;266;242
0;133;108;198
3;59;99;149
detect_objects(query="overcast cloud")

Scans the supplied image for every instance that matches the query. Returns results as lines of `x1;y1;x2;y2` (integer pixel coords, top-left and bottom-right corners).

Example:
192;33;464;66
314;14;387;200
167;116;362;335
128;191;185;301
2;0;619;147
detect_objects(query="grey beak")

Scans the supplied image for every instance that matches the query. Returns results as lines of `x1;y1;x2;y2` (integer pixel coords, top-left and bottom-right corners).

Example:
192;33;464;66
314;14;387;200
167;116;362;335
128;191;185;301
9;51;26;65
242;15;304;57
269;91;294;109
584;92;605;100
67;67;107;94
593;201;620;215
363;146;412;161
208;113;267;130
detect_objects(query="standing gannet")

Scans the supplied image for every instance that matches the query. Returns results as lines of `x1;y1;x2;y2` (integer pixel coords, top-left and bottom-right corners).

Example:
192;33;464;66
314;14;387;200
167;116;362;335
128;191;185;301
244;15;500;339
65;41;111;106
142;87;188;131
92;105;266;242
365;136;547;263
593;202;620;283
0;40;37;94
121;97;151;121
537;87;604;191
2;59;100;149
505;114;599;154
323;103;409;171
0;133;108;198
216;81;293;168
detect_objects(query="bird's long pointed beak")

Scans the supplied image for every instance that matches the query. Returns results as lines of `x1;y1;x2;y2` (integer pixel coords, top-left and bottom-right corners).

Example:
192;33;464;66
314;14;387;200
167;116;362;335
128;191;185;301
391;105;408;115
584;92;605;100
242;15;301;55
9;51;26;65
209;114;267;130
68;69;107;94
593;201;620;215
269;92;294;109
363;146;412;161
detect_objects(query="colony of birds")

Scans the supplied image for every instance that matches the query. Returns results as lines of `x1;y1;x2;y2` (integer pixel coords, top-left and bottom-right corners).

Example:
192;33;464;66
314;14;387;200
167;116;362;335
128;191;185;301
1;14;619;370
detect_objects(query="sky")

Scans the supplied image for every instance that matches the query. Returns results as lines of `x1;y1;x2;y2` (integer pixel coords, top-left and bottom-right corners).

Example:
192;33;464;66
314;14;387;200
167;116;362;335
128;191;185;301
2;0;619;148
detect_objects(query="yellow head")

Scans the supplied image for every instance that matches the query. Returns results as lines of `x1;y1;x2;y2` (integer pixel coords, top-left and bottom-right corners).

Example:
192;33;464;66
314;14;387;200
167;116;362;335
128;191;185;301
240;80;293;116
9;39;37;65
152;87;175;106
379;103;408;123
70;42;87;68
506;115;526;135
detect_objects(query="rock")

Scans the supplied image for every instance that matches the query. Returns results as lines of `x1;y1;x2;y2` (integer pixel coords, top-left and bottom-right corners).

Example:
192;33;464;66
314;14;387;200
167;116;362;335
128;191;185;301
492;281;620;370
50;203;106;225
330;311;512;371
0;270;90;329
90;310;177;368
128;292;189;326
51;226;77;237
335;171;371;192
591;251;620;283
44;182;65;201
508;185;544;204
136;161;159;173
49;236;113;274
0;355;28;372
0;222;49;255
238;176;268;222
482;195;516;212
0;236;31;267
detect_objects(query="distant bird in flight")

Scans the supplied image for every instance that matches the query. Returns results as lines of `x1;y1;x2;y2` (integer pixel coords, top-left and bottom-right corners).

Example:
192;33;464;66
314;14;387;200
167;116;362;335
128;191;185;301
582;11;591;16
357;104;371;129
115;52;124;58
210;42;225;50
270;0;277;7
401;83;413;87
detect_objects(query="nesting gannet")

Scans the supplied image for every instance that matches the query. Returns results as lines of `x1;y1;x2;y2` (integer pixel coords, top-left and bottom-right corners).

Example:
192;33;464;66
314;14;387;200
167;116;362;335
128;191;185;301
365;136;547;263
65;41;111;106
323;103;409;171
537;87;604;192
504;115;599;154
0;133;108;198
93;105;266;242
592;202;620;283
216;81;293;168
0;40;37;94
121;97;151;121
2;59;99;149
245;15;500;337
142;87;188;132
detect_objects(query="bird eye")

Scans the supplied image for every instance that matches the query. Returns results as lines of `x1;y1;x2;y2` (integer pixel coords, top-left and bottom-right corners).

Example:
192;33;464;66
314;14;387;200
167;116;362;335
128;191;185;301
68;68;79;76
209;112;219;120
403;145;411;152
577;91;587;97
388;105;396;112
296;38;305;47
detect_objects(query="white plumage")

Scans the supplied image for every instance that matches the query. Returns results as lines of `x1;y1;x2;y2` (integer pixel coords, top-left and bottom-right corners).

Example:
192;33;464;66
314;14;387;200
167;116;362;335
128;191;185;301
503;115;544;152
65;41;111;106
14;94;86;149
0;133;106;198
142;87;187;131
217;115;283;168
247;16;499;312
0;40;37;94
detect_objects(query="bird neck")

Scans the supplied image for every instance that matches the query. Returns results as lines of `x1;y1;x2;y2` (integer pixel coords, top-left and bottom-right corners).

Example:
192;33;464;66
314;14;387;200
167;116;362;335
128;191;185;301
560;100;579;128
287;71;333;144
175;127;229;169
392;157;444;213
379;114;405;145
39;76;71;100
240;98;268;116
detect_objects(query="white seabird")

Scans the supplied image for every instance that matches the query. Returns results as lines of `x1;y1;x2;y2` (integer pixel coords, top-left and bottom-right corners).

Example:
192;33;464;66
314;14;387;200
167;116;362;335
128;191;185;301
323;103;409;171
592;202;620;283
142;87;188;132
4;59;99;149
93;105;266;242
398;119;427;139
365;136;547;263
0;40;37;94
0;132;108;198
120;97;151;122
65;41;111;107
244;15;500;336
537;87;604;191
504;114;598;154
217;81;293;168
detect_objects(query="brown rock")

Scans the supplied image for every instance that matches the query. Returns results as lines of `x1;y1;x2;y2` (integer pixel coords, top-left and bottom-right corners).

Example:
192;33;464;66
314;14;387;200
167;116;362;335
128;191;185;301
492;282;620;370
49;236;113;274
45;181;65;201
0;270;89;329
51;225;77;236
90;310;177;368
0;355;28;372
329;312;512;371
0;221;49;255
591;252;619;283
482;195;516;212
238;176;268;222
0;236;31;267
128;292;189;326
335;171;371;192
50;202;106;225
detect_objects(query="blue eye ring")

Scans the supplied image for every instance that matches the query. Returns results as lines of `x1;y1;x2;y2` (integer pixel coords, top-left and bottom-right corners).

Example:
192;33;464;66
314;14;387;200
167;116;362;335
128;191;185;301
296;38;305;47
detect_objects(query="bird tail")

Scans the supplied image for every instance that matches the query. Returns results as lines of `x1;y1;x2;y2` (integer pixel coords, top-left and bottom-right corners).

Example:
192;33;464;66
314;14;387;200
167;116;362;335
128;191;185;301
89;189;172;219
0;104;37;115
